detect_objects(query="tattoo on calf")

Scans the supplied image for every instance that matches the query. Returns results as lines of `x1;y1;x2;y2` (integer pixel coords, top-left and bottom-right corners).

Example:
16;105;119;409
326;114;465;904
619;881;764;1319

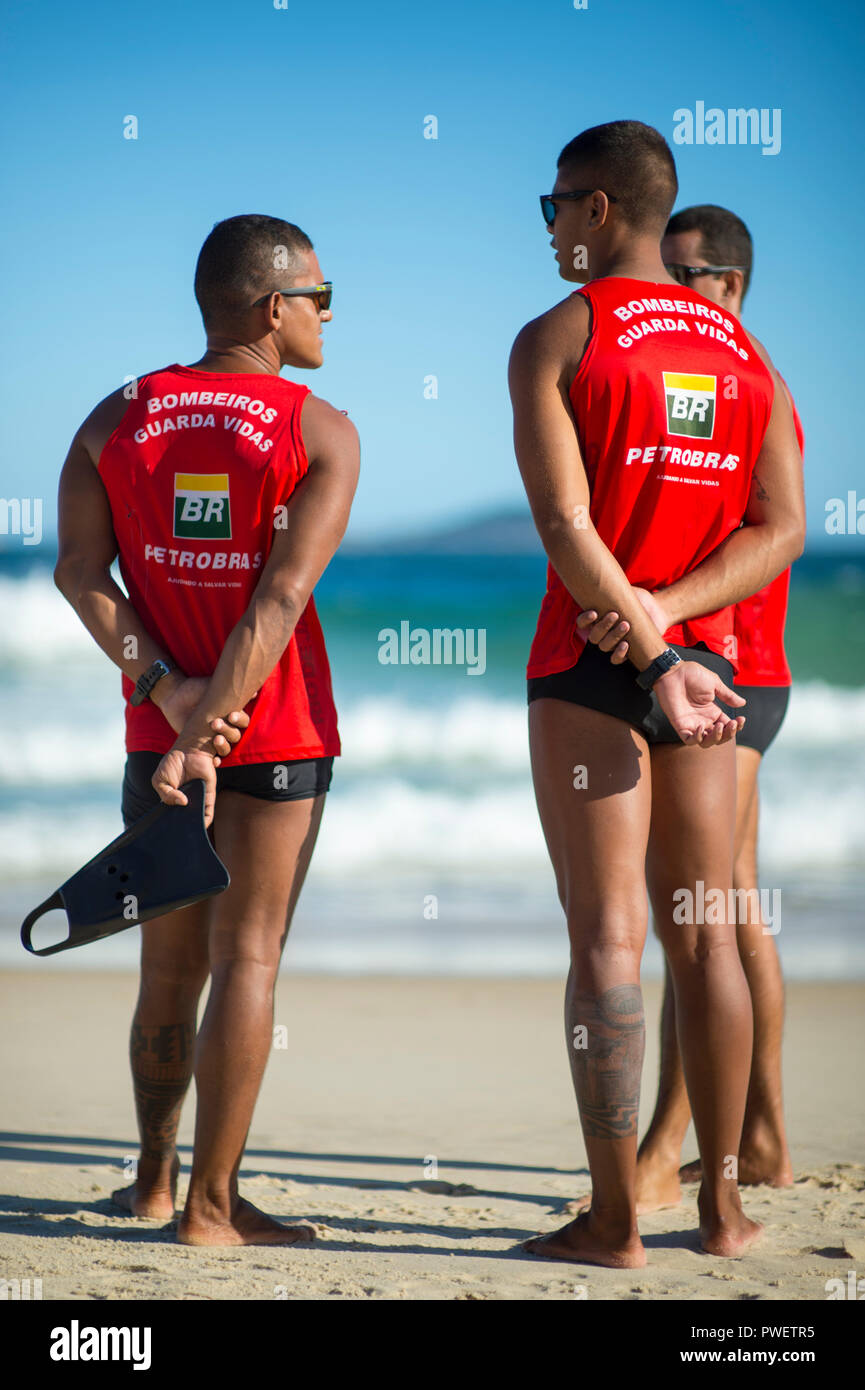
571;985;645;1140
130;1022;195;1162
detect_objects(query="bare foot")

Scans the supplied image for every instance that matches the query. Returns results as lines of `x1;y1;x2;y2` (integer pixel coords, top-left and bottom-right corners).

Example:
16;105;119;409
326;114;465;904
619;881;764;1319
177;1197;317;1247
680;1143;793;1189
562;1150;682;1218
698;1186;763;1257
524;1212;646;1269
559;1194;592;1216
739;1125;794;1187
635;1150;682;1212
678;1159;703;1183
111;1154;179;1220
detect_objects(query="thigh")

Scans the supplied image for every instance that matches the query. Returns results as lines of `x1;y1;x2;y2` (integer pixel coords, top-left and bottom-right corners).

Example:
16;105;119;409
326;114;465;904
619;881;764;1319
733;755;782;954
647;739;738;951
734;745;762;874
206;790;326;969
529;698;652;951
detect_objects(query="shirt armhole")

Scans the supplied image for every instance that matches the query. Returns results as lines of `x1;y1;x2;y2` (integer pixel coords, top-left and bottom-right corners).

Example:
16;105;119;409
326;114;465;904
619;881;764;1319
568;287;596;394
293;386;313;482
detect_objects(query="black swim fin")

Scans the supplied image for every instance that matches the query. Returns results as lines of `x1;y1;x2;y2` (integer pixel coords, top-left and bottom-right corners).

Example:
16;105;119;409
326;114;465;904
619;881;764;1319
20;780;230;957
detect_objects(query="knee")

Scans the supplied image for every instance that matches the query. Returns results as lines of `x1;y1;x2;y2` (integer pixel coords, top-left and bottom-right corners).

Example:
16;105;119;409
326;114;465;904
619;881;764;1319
139;956;209;1003
566;909;644;992
208;938;282;987
207;898;291;979
660;925;736;970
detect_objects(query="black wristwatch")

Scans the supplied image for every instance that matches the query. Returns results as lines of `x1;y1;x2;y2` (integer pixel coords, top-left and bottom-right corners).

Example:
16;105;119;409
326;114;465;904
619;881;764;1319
635;648;683;691
130;659;174;706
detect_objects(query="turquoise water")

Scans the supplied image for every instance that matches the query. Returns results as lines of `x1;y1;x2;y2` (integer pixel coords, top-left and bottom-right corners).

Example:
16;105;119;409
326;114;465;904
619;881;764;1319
314;550;865;693
0;547;863;977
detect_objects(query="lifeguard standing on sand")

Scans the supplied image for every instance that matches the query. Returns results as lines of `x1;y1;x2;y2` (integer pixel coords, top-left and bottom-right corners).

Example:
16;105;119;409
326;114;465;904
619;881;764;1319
509;122;804;1266
54;214;359;1245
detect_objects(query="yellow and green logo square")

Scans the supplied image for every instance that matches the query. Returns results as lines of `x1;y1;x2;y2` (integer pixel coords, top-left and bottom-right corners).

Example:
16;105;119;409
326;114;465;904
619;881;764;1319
173;473;231;539
663;372;716;439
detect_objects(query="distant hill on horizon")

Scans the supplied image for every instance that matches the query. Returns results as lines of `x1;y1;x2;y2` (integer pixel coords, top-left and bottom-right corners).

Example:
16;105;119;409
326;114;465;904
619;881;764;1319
344;506;544;555
343;505;865;564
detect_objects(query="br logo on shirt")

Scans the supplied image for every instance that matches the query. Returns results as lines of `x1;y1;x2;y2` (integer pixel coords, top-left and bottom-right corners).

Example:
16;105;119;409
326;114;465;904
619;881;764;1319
173;473;231;539
663;372;716;439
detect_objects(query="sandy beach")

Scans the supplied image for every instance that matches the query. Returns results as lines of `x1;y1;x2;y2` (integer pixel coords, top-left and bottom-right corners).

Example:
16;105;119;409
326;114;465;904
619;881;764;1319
1;970;863;1302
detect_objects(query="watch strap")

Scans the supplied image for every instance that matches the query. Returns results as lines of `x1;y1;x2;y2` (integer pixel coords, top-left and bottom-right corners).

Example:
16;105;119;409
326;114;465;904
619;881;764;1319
130;659;173;706
636;648;682;691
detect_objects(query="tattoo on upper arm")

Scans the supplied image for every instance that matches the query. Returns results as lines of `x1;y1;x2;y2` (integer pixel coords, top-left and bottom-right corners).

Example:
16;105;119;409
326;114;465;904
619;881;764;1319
570;984;645;1140
754;474;770;503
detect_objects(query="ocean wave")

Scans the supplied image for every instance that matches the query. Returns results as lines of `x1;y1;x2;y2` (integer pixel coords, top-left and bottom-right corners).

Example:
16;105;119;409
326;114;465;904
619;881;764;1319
777;680;865;747
2;682;864;789
0;573;106;667
1;764;862;887
0;807;124;879
0;713;127;785
0;573;861;884
340;696;529;770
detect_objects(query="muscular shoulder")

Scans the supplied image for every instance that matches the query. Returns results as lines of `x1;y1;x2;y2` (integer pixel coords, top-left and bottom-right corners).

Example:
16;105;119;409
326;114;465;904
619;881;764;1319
509;293;590;386
511;293;589;356
299;393;360;470
742;327;776;375
741;329;793;409
78;384;137;465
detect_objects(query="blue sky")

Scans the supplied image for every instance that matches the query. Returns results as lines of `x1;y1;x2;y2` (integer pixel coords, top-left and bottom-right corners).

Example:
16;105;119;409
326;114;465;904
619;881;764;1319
1;0;863;545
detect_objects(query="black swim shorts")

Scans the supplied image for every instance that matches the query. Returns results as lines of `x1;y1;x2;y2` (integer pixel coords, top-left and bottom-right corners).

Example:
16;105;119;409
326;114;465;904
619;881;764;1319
730;684;790;756
527;641;738;745
121;751;334;828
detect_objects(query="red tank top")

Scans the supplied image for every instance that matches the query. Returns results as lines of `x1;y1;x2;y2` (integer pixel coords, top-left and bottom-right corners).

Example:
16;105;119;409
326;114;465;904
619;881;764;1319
732;387;804;686
98;364;340;763
527;277;775;678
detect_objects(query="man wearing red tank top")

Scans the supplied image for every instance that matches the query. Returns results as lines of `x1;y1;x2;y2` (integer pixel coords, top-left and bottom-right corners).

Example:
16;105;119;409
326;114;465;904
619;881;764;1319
54;215;359;1246
509;123;804;1267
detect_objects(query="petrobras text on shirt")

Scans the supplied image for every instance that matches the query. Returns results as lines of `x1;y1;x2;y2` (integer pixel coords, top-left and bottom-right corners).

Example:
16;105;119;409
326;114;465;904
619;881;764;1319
624;444;740;470
142;543;263;571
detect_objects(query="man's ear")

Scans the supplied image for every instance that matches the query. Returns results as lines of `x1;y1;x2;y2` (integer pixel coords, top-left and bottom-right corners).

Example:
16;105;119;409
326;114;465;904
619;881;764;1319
588;190;613;229
722;268;745;307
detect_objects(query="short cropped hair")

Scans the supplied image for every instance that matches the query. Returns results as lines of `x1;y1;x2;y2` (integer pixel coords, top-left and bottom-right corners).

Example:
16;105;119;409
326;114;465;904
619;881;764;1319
665;204;753;297
194;214;314;327
557;120;678;234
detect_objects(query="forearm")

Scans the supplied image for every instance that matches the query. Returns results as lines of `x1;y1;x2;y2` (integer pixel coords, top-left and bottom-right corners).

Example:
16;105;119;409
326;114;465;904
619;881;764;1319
658;522;802;626
540;516;668;670
172;594;299;751
55;562;181;688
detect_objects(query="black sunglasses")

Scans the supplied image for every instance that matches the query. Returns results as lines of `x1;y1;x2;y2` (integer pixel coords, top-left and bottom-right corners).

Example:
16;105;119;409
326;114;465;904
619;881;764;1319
253;282;333;311
664;264;744;286
539;190;618;227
